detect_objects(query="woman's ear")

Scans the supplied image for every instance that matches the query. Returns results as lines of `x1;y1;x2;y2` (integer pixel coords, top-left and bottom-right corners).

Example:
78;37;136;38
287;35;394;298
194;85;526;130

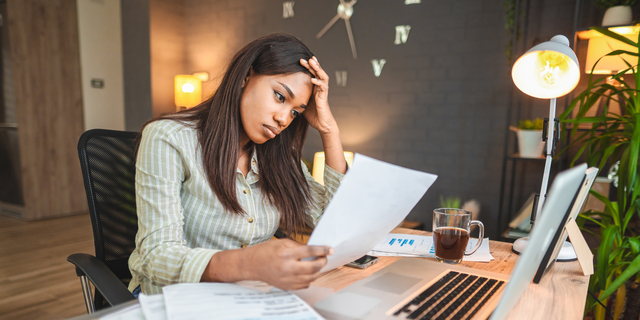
242;67;254;88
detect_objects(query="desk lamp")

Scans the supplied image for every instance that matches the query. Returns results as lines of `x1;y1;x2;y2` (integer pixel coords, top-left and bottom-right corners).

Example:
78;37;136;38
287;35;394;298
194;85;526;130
511;35;580;256
175;75;202;112
312;151;354;185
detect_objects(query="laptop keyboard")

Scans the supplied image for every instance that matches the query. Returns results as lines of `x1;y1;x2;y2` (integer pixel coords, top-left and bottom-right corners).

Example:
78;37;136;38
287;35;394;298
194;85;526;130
392;271;505;320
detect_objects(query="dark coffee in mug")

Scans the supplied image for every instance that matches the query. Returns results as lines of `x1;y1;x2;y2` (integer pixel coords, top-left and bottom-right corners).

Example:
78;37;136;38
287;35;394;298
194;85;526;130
433;227;470;261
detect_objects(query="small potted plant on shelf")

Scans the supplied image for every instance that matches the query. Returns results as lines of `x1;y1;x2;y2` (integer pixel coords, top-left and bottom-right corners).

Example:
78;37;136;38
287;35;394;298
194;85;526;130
559;26;640;320
598;0;638;26
510;117;545;158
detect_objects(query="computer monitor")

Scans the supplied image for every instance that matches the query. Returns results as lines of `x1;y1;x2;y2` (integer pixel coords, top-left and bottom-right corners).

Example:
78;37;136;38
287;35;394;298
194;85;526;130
532;167;598;284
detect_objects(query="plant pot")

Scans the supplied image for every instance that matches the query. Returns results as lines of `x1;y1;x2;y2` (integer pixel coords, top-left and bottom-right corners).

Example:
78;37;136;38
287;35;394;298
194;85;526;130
516;129;544;158
602;5;632;27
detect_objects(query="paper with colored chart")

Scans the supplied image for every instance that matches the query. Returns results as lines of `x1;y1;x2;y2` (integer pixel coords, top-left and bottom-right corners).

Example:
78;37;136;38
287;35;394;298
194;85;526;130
307;154;438;272
369;233;435;257
368;233;494;262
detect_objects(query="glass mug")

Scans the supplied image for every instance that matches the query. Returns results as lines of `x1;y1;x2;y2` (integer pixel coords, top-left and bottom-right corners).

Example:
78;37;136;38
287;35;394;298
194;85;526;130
432;208;484;264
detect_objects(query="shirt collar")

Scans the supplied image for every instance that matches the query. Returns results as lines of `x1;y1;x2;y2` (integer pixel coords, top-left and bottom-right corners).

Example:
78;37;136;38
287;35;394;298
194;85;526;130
249;147;259;175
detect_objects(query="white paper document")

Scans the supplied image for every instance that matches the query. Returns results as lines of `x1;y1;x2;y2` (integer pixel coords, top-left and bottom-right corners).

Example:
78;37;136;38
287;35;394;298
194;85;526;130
237;281;334;306
162;283;325;320
307;154;438;272
100;304;145;320
367;233;494;262
139;293;168;320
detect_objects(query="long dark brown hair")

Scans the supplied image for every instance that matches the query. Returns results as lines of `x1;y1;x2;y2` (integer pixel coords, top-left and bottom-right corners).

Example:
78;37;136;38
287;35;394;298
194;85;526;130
140;33;315;236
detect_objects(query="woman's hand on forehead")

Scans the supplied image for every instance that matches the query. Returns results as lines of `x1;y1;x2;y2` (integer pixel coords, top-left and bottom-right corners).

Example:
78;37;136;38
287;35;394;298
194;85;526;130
300;57;338;135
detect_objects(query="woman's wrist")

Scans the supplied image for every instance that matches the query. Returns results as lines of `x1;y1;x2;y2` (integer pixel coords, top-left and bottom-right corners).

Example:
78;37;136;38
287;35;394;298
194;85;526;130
202;248;249;283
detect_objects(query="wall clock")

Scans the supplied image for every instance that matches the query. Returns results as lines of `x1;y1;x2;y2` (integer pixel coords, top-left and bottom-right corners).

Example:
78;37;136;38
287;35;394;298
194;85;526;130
282;0;421;84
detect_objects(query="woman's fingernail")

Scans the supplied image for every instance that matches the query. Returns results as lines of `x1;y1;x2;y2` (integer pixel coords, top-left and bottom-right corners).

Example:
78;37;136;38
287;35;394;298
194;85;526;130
329;248;335;255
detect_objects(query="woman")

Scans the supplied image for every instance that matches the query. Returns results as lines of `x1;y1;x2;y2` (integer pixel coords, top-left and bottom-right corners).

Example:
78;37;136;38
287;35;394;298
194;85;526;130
128;33;347;295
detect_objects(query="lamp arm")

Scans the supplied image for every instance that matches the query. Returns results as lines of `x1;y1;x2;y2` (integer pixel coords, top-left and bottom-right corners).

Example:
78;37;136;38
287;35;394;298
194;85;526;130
531;97;557;225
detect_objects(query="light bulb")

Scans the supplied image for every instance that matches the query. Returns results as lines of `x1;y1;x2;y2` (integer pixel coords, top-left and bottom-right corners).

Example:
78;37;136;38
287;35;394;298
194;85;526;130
182;83;195;93
535;51;571;89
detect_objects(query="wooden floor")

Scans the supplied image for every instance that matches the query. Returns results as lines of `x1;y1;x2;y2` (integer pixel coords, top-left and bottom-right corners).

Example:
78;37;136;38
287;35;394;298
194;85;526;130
0;213;95;319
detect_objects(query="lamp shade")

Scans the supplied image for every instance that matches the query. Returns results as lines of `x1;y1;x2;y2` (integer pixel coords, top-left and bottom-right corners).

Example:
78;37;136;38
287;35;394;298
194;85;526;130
312;151;354;185
585;31;637;74
174;75;202;111
512;35;580;99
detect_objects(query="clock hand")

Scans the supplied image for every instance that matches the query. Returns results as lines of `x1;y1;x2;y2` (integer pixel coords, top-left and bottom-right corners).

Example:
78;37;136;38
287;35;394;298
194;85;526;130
317;0;357;39
316;13;341;39
344;18;357;59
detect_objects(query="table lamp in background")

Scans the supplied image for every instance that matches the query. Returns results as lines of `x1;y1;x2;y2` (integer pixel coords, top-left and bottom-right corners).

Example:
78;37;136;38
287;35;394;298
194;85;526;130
312;151;354;185
511;35;580;257
580;27;638;116
175;75;202;112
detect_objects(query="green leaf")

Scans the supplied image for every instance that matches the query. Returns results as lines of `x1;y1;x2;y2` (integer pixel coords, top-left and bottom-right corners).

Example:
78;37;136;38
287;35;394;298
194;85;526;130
578;213;606;229
627;114;640;188
597;226;618;291
592;27;638;47
590;190;618;222
627;237;640;256
623;202;637;234
600;253;640;301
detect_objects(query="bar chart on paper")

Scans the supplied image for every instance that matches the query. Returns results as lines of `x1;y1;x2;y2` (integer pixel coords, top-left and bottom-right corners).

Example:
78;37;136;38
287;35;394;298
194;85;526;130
369;234;435;257
368;233;494;262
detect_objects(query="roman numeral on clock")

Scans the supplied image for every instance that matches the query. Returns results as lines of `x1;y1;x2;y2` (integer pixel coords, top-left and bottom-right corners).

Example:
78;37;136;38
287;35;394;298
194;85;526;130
371;59;386;77
283;1;294;18
335;70;348;87
394;25;411;45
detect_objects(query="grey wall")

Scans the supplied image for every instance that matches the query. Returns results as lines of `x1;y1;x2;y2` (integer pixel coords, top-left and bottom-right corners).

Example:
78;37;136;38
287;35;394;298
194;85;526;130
121;0;153;131
138;0;608;238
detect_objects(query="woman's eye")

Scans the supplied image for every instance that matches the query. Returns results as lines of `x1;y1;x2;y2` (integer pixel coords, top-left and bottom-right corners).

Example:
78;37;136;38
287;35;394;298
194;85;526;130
274;91;285;103
291;110;300;118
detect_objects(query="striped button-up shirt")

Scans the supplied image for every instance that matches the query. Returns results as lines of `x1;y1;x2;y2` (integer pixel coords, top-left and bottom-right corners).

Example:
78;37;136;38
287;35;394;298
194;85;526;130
128;120;344;294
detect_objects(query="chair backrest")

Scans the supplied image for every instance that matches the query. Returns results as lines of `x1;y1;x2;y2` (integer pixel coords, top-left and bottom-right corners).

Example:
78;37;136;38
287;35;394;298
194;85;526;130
77;129;139;309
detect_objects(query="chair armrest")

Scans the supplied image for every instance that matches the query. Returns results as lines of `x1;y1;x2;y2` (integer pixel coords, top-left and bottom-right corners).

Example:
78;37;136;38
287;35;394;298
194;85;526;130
67;253;136;307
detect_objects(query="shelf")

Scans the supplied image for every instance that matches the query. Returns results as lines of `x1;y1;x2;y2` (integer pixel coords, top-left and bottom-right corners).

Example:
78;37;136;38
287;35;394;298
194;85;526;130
507;154;546;161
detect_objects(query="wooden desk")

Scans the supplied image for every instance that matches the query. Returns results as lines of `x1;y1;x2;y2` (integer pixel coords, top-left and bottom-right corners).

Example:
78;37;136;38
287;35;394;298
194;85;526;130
69;228;589;320
312;228;589;320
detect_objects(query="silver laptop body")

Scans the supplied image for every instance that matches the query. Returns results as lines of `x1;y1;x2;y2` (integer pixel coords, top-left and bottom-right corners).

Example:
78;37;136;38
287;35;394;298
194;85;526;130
315;164;587;320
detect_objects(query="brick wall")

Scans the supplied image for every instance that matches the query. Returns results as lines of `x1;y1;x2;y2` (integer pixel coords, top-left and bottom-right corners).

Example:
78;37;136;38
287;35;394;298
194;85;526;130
150;0;584;238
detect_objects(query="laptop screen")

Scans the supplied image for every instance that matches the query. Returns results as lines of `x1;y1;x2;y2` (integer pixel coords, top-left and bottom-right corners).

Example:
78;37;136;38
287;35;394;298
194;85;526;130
532;167;598;284
489;163;587;320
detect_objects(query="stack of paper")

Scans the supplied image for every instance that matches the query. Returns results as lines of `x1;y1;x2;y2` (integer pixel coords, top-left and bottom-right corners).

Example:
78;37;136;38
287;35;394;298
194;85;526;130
102;283;327;320
367;233;495;262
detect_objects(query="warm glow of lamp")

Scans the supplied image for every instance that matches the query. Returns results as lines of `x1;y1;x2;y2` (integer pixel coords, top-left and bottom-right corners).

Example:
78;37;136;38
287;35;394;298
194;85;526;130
175;75;202;111
585;32;637;74
512;35;580;99
312;151;354;185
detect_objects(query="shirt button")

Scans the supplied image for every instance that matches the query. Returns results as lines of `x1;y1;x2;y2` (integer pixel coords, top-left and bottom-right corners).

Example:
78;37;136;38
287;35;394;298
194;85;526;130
247;217;254;223
243;189;249;194
241;244;248;248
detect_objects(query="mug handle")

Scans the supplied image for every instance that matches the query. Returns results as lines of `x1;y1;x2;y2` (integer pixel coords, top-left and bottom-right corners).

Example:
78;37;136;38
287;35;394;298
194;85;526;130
464;220;485;256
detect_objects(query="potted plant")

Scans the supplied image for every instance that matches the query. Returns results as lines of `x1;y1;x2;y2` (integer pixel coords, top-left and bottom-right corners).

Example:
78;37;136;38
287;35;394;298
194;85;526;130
559;26;640;320
598;0;638;26
510;118;545;158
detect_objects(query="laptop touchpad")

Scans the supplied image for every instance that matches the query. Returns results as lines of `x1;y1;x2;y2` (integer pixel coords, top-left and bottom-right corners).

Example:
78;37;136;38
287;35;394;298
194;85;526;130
315;292;381;319
363;272;421;295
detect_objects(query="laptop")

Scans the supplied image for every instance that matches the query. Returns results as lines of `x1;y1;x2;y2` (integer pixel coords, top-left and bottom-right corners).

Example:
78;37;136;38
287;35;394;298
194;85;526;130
314;163;588;320
532;166;598;283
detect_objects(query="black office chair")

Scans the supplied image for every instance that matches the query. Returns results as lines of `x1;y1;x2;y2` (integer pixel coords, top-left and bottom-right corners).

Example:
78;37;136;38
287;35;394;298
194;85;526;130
67;128;290;314
67;129;139;313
